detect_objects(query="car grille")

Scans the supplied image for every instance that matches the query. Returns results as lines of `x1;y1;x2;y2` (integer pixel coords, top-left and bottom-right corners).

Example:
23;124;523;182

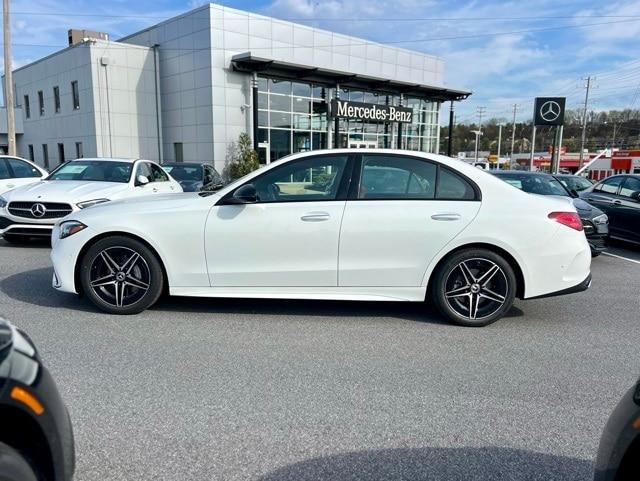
8;201;73;220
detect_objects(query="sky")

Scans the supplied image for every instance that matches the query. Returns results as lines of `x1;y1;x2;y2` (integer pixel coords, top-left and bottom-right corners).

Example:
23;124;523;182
2;0;640;124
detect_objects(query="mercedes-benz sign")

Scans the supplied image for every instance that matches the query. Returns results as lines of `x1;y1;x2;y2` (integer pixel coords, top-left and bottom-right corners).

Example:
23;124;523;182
534;97;566;126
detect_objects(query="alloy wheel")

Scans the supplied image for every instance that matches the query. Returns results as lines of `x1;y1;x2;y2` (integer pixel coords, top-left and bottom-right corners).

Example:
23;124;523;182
89;246;151;308
444;258;509;321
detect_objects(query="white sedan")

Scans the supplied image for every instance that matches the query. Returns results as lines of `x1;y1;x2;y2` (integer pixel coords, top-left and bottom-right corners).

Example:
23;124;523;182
0;158;182;242
0;156;48;195
50;149;592;326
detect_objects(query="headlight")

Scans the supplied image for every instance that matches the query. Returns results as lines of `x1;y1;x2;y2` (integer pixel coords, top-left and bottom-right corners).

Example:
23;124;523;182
76;198;110;209
59;221;87;239
0;196;7;209
593;214;608;225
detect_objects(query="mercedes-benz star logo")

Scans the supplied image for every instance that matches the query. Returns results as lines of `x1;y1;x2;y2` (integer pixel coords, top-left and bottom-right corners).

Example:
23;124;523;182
31;203;47;218
540;101;561;122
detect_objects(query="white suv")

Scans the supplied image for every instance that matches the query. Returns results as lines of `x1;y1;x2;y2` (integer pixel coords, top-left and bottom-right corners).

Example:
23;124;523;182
0;156;48;195
0;158;182;242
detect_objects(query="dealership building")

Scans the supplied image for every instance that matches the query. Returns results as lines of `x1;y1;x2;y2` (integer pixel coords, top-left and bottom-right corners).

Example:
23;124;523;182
6;3;470;173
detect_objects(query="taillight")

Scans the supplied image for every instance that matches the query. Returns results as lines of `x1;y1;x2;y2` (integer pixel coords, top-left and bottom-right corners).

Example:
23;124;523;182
548;211;583;231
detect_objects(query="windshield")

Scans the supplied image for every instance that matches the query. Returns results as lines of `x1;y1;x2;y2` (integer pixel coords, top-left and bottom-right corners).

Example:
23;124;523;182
163;165;203;182
47;161;133;183
497;174;570;197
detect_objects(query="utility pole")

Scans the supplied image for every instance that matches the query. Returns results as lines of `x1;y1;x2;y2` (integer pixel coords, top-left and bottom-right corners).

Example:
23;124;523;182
510;104;518;159
3;0;16;156
578;76;592;169
496;123;503;170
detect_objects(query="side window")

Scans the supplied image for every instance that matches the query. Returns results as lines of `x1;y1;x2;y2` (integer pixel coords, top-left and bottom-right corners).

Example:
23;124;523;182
0;160;10;180
150;163;169;182
136;162;154;183
595;177;623;194
619;177;640;198
436;168;477;200
7;158;41;178
252;155;348;203
358;154;436;200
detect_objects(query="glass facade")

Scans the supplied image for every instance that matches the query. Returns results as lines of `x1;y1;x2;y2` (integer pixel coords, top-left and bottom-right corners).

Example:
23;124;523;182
257;76;440;163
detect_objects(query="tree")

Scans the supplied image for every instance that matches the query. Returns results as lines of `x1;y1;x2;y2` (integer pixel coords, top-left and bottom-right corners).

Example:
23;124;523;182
226;133;259;181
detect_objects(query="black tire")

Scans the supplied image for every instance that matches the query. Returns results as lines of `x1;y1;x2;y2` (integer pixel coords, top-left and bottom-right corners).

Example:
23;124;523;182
2;234;29;244
432;248;517;327
80;235;164;314
0;442;38;481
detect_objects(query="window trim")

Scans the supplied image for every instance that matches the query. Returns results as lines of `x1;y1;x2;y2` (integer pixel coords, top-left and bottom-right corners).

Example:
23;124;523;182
594;175;624;196
348;153;481;202
619;176;640;199
217;153;356;205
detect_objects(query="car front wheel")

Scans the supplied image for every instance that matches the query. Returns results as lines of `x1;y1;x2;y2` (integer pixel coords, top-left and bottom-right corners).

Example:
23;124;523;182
432;248;517;327
80;236;164;314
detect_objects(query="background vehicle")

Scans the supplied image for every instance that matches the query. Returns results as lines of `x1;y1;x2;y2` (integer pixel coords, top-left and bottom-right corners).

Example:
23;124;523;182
594;377;640;481
0;158;182;243
555;173;595;193
0;156;48;195
0;318;75;481
581;175;640;245
162;162;224;192
50;150;591;327
493;171;608;256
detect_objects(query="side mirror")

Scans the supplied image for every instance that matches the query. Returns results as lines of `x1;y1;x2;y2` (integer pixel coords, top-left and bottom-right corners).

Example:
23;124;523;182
224;184;257;204
136;175;150;186
631;191;640;202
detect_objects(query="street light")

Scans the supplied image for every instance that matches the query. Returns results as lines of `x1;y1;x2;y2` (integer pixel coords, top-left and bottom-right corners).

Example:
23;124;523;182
472;130;483;163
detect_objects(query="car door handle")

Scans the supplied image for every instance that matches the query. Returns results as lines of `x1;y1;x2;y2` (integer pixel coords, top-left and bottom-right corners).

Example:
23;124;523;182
301;212;330;222
613;200;622;205
152;187;159;193
431;213;461;221
6;184;14;188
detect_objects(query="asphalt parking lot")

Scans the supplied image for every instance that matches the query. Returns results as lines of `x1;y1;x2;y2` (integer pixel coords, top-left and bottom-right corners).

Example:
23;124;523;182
1;239;639;481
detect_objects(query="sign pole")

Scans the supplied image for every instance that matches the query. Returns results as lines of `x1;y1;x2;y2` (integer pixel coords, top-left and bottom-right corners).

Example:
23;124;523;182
529;126;536;171
556;125;564;174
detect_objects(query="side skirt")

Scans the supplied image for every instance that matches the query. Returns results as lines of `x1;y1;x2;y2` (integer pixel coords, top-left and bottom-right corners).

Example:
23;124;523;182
169;286;426;302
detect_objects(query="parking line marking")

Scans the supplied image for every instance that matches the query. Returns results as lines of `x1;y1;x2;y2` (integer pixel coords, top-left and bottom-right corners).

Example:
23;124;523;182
602;252;640;265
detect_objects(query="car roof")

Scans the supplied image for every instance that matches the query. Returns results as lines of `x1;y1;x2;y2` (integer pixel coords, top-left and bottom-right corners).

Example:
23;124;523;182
162;162;206;166
493;171;552;177
69;157;140;163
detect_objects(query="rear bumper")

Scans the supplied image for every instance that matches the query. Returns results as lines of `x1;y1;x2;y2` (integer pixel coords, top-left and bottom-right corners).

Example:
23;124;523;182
528;273;591;300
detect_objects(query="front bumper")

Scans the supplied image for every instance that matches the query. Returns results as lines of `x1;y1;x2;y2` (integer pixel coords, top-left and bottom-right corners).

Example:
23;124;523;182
0;215;55;238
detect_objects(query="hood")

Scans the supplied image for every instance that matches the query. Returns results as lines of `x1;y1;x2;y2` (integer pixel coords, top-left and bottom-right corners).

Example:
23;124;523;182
69;192;218;220
2;180;129;203
179;180;204;192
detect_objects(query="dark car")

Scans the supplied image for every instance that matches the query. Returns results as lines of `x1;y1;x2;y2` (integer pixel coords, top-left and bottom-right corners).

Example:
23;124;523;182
492;171;609;256
581;174;640;245
162;162;224;192
0;318;74;481
594;377;640;481
555;173;595;193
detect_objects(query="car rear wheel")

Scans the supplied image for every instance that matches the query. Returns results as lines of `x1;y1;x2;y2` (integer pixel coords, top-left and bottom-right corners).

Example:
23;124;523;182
80;236;164;315
0;442;38;481
432;248;517;327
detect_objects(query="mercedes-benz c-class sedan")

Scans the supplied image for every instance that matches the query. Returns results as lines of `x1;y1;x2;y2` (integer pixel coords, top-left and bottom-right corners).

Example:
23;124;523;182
0;156;48;196
0;318;75;481
0;158;182;242
50;150;592;326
